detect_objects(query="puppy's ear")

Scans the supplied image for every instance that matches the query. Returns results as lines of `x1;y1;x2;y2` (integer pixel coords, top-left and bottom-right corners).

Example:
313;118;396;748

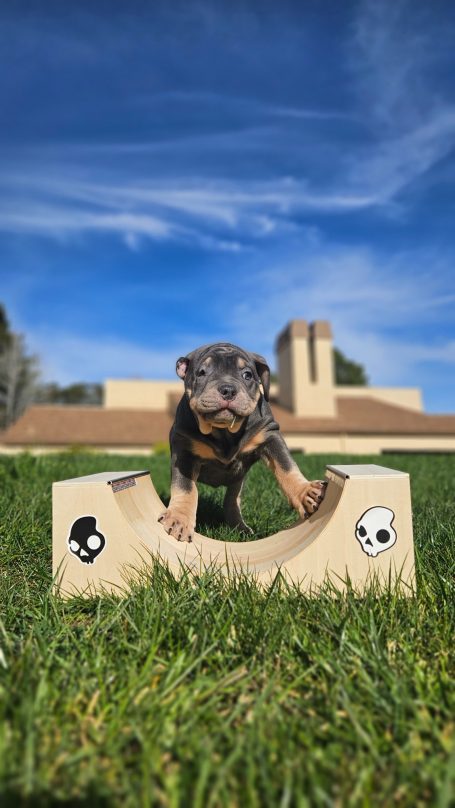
176;357;190;379
250;352;270;401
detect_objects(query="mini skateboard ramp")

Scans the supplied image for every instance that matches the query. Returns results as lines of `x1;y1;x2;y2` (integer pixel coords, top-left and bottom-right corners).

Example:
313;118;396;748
52;464;415;598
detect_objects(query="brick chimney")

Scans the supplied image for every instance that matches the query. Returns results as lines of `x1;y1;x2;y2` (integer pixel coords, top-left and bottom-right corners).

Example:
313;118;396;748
275;319;336;417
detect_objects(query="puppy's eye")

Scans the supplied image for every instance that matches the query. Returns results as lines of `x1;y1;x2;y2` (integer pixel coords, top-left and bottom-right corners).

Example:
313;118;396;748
197;368;206;377
242;370;253;381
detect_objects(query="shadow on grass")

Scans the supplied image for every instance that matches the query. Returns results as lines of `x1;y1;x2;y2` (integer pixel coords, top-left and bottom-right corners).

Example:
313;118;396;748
195;495;225;531
155;489;242;539
0;789;111;807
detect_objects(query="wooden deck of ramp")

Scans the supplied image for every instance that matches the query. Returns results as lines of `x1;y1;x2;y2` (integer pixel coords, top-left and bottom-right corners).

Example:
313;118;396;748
52;464;415;598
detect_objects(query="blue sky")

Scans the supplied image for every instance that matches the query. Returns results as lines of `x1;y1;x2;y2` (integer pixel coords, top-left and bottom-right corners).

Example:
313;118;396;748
1;0;455;412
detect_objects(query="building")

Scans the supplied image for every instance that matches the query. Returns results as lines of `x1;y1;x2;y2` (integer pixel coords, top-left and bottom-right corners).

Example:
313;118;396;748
2;320;455;454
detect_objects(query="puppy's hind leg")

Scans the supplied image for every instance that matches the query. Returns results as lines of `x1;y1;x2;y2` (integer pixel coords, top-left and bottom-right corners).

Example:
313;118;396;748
223;478;253;535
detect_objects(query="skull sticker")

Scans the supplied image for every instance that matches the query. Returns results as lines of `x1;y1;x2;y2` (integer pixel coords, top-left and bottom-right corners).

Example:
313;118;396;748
67;515;106;564
355;507;397;557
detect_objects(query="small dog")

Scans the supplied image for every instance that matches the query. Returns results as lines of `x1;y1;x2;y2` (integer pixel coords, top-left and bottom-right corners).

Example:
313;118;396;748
159;342;327;541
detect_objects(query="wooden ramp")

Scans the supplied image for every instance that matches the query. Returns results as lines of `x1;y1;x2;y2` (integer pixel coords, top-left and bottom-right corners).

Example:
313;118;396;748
52;464;415;598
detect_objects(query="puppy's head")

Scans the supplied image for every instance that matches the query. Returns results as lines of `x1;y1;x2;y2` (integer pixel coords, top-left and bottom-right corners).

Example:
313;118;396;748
176;342;270;435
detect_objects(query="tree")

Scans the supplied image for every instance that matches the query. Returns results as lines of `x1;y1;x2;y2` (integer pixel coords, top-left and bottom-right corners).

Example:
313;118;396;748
0;304;11;349
0;331;40;428
35;382;103;406
334;348;368;386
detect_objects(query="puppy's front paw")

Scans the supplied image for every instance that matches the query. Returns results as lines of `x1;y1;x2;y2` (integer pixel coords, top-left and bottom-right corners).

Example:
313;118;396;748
158;509;194;542
295;480;327;519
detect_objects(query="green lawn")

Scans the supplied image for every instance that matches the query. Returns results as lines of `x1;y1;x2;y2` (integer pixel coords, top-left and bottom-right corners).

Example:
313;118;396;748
0;452;454;807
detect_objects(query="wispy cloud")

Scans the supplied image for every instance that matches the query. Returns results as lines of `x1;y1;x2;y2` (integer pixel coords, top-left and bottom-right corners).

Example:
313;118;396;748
2;111;454;252
346;0;455;202
350;0;451;130
0;170;377;251
345;110;455;202
0;206;172;240
133;89;357;125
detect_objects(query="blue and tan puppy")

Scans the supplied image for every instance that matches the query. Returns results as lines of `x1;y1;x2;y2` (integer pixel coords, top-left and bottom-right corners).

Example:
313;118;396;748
159;342;327;542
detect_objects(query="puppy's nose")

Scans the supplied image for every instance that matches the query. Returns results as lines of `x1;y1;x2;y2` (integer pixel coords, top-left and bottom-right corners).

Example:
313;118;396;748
218;383;237;400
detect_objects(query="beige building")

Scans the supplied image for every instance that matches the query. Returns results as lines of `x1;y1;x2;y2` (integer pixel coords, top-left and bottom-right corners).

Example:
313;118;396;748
2;320;455;453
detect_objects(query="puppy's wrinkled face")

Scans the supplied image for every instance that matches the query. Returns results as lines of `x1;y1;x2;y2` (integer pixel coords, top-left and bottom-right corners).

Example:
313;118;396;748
176;343;270;434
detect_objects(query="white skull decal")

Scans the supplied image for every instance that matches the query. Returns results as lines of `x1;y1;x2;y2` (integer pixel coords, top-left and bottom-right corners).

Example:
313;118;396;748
355;507;397;557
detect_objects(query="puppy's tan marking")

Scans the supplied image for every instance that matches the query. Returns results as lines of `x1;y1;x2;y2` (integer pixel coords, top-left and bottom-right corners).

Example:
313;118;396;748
189;398;213;434
237;357;246;368
241;428;267;454
191;440;217;460
196;414;213;435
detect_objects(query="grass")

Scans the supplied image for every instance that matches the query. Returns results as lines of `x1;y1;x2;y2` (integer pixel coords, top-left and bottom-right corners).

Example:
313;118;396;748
0;451;454;807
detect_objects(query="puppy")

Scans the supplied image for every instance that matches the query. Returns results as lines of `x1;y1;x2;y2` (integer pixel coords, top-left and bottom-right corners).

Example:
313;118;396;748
159;342;327;541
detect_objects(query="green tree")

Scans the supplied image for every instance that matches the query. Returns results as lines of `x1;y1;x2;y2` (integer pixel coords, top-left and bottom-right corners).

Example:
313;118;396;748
35;382;103;405
0;328;40;428
0;304;11;349
334;348;368;385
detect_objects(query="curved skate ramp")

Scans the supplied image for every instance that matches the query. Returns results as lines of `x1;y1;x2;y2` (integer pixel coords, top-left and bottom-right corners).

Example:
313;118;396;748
52;465;415;598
